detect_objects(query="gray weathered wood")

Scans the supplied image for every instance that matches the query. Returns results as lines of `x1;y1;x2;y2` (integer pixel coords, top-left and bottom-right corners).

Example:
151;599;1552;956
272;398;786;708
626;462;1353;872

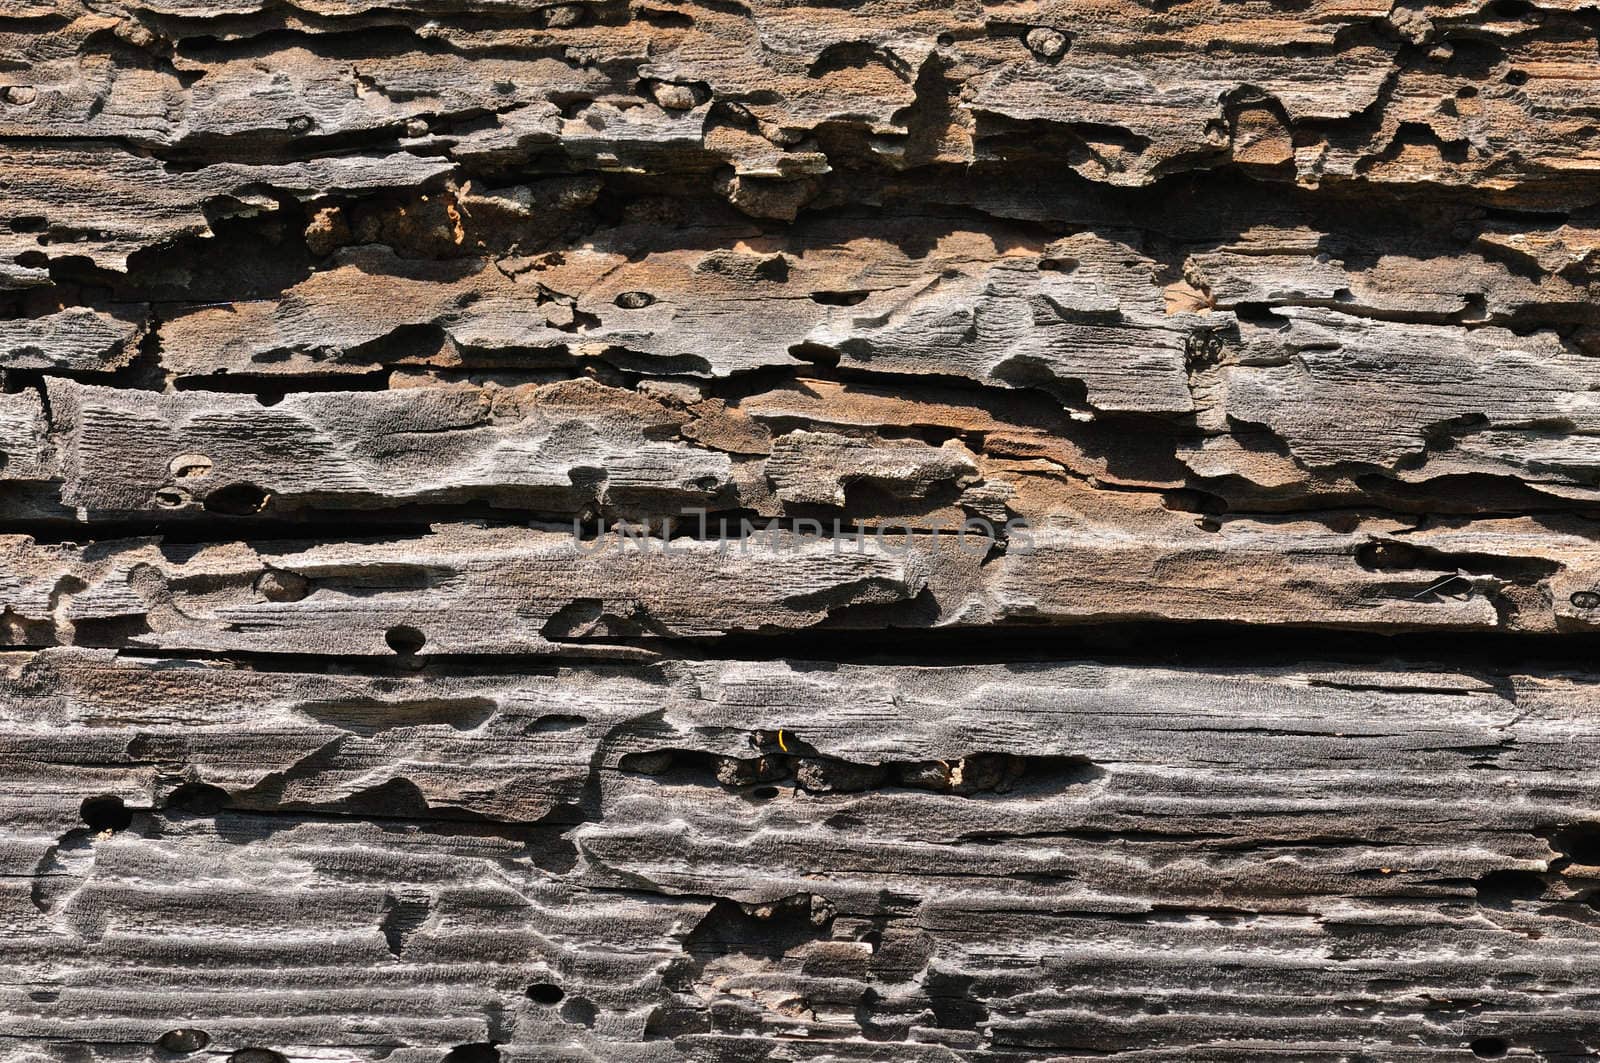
7;0;1600;1058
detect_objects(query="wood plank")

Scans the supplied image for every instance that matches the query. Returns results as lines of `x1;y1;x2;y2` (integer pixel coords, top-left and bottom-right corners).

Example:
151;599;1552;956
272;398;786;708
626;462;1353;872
0;650;1595;1059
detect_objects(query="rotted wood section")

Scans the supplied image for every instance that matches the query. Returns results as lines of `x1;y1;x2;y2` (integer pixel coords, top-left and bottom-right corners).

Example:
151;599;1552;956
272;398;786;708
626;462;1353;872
5;0;1600;1057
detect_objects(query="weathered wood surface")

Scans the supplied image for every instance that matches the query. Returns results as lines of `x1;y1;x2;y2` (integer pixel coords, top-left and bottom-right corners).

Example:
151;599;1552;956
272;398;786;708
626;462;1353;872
7;0;1600;1059
11;649;1600;1063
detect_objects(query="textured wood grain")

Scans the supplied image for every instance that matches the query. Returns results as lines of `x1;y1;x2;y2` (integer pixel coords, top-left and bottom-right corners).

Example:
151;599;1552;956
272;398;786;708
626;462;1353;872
7;0;1600;1058
6;650;1600;1061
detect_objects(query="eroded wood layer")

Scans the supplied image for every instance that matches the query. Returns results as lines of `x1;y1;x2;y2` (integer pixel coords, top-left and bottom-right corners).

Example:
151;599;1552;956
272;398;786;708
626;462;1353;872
3;650;1599;1062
